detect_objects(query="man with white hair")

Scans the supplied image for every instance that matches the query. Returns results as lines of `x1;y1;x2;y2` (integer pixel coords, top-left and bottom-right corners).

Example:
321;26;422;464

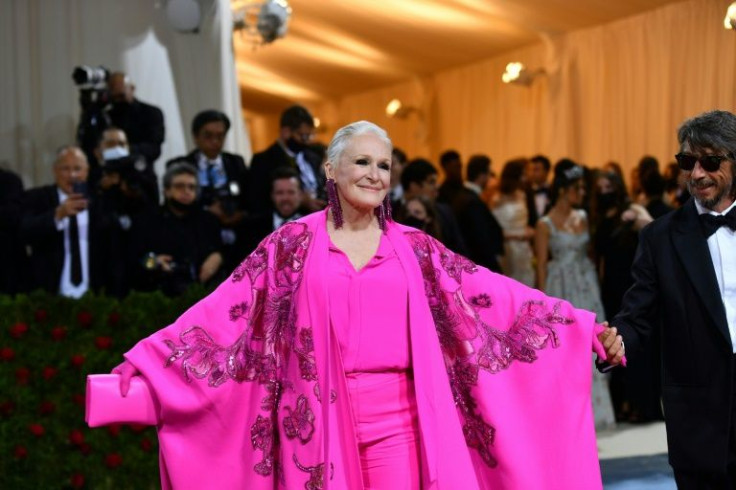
21;146;122;297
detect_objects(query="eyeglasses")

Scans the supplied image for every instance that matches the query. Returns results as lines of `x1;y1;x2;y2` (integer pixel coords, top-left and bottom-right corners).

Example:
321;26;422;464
675;153;733;172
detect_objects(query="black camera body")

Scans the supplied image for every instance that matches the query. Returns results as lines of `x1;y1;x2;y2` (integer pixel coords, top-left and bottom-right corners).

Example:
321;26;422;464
73;65;111;162
201;181;241;216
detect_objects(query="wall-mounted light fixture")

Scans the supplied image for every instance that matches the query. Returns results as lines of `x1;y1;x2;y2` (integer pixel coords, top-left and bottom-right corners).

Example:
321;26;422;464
501;62;545;86
232;0;292;46
385;98;421;119
725;2;736;29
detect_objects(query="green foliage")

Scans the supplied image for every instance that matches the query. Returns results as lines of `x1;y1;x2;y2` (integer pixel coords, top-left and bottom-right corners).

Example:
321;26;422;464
0;287;209;489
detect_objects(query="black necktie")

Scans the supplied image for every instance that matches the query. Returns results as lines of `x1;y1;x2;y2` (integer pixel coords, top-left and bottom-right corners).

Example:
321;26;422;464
69;214;82;286
700;207;736;238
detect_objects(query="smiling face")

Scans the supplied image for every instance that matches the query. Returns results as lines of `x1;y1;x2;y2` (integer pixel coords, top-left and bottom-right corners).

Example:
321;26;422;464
325;132;392;213
681;143;735;212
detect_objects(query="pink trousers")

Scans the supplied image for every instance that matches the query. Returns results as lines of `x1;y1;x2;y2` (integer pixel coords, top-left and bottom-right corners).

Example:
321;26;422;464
345;371;422;490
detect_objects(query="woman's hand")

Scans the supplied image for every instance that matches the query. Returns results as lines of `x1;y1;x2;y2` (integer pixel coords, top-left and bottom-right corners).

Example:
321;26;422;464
112;361;140;397
597;326;625;366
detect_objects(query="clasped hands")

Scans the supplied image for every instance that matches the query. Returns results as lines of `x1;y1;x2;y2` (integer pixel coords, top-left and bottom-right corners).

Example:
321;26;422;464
597;324;625;367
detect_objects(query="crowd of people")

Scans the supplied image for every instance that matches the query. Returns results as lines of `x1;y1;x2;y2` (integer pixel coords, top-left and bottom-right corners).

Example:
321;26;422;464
0;72;689;427
6;74;735;486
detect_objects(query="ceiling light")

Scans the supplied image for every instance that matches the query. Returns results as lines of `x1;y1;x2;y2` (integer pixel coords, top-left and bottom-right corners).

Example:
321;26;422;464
233;0;291;46
501;62;545;86
386;99;404;118
725;2;736;29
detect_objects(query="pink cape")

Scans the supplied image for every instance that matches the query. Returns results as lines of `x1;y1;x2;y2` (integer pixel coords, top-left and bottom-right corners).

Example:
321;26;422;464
125;210;607;489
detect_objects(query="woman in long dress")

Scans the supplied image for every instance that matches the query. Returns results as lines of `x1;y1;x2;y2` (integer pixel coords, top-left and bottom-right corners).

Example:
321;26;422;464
491;158;536;287
110;124;623;489
535;159;617;431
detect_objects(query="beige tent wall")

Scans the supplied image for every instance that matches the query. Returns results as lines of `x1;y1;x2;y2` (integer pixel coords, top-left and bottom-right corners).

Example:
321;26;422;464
315;0;736;178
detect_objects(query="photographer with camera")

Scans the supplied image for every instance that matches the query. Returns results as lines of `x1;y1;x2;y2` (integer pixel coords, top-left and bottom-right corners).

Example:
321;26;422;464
94;126;159;206
130;163;223;297
166;110;249;274
106;72;165;168
20;146;123;297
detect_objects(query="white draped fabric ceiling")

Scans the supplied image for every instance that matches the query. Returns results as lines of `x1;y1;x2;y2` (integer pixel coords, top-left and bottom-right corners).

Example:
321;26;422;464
238;0;736;178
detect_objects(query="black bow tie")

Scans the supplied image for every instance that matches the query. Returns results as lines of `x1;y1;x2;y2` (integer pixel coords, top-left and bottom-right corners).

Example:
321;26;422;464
700;207;736;237
534;188;549;195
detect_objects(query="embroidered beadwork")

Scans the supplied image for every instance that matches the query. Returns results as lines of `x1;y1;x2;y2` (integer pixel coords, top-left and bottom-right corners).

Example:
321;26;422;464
251;414;275;476
229;302;249;322
294;328;318;381
469;293;492;308
293;454;334;490
232;243;268;283
164;222;314;481
405;230;575;469
283;395;316;444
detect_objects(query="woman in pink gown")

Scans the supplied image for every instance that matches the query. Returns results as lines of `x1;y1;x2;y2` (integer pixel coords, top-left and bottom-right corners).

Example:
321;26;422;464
112;121;624;489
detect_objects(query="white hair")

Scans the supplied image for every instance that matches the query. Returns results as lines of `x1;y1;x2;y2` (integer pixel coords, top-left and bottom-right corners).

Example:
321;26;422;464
326;120;392;167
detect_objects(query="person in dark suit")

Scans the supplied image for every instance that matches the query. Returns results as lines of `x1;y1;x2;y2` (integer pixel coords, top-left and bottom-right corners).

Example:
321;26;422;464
167;110;249;273
525;154;552;227
0;167;24;295
20;146;122;297
640;170;674;219
243;167;305;255
437;149;464;205
248;105;325;215
130;163;223;297
400;158;468;255
106;72;165;168
451;155;504;273
610;110;736;487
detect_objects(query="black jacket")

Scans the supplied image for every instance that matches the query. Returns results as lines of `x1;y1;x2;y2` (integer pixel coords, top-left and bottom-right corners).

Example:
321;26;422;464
614;198;734;473
107;99;165;165
247;142;323;215
20;185;124;296
0;169;24;294
449;189;503;272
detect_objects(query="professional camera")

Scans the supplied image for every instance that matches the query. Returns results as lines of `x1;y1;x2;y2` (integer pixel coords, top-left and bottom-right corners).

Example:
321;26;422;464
72;65;109;88
72;65;111;163
201;180;242;216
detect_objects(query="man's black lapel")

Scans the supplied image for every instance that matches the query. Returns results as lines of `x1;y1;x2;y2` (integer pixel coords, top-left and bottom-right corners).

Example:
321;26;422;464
672;200;730;345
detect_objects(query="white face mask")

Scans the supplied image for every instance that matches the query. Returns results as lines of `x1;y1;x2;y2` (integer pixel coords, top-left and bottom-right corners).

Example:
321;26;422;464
102;146;130;161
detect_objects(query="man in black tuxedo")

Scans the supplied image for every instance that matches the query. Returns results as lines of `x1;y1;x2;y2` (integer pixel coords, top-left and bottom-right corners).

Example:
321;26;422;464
525;154;551;226
0;167;24;294
106;72;165;168
248;105;325;215
450;155;504;273
243;167;305;255
167;110;249;273
20;146;122;297
437;149;464;205
400;158;468;256
611;110;736;487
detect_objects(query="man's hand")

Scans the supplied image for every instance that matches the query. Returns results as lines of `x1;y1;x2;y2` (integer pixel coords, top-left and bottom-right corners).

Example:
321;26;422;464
156;254;174;272
55;194;88;221
199;252;223;283
597;326;625;366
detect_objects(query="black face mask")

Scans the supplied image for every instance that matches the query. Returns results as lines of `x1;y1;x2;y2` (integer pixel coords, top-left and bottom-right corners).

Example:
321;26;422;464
597;192;617;210
403;216;428;231
167;198;197;215
285;138;306;154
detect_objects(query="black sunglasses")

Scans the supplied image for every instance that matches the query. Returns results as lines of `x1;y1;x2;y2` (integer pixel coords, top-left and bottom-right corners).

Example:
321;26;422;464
675;152;733;172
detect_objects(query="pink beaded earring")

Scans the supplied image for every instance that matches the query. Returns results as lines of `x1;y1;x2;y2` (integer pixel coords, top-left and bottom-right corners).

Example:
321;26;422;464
326;178;343;229
374;194;392;231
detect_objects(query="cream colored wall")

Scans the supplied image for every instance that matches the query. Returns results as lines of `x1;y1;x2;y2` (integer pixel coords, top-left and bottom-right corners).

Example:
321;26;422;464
311;0;735;181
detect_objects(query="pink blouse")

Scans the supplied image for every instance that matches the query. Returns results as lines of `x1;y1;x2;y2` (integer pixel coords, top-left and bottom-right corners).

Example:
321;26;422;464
327;234;410;373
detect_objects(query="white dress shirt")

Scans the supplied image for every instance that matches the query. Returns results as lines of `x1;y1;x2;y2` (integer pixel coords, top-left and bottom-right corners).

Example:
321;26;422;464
55;189;89;299
695;198;736;352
